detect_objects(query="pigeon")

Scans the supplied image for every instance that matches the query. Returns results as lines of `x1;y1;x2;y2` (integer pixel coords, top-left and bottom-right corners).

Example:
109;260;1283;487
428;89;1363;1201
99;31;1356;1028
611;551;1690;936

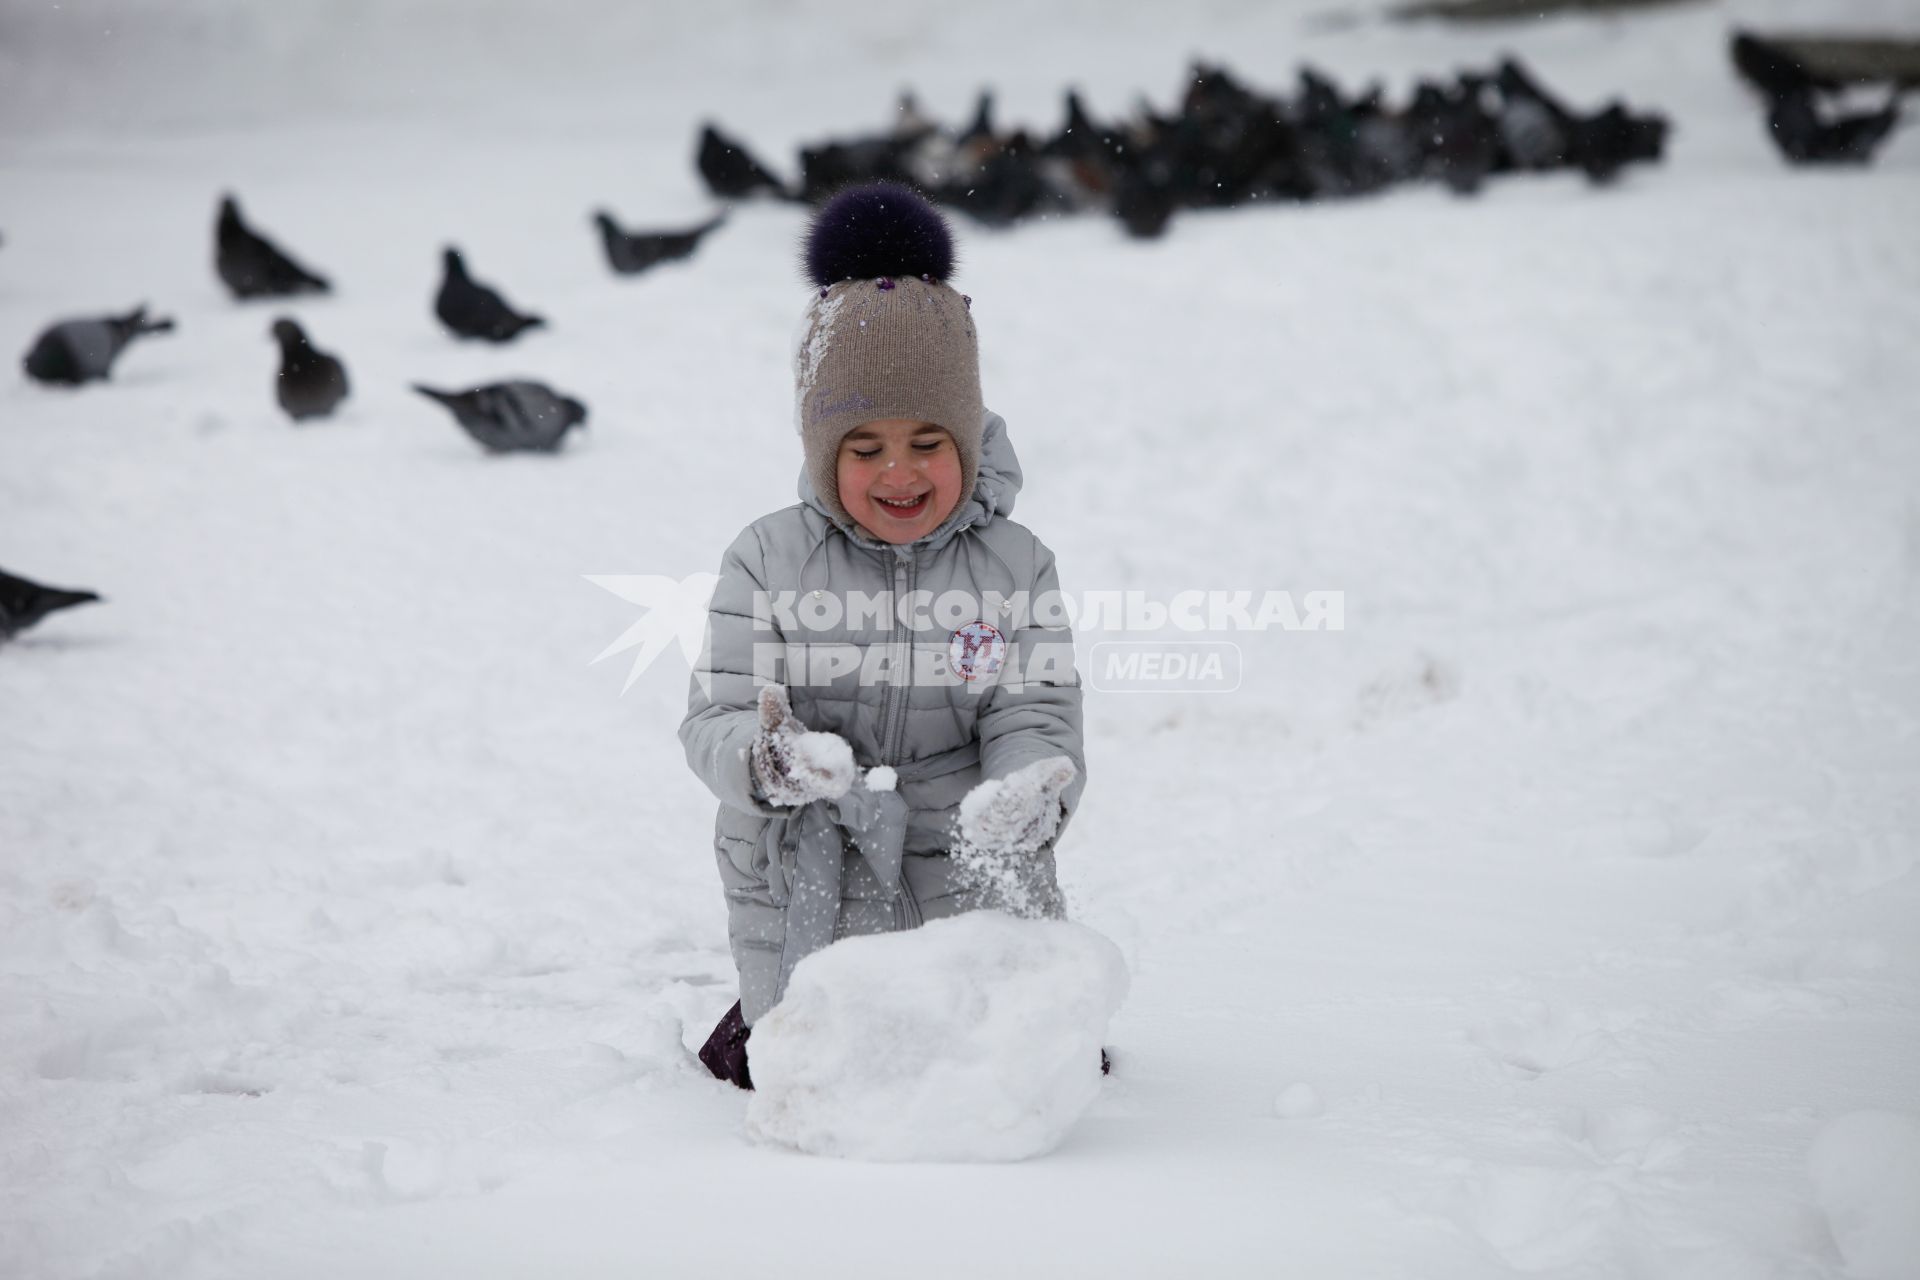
1493;59;1574;170
1570;102;1670;182
270;318;350;421
434;248;545;342
1406;80;1500;195
697;123;789;199
592;209;727;276
412;381;588;453
1731;32;1843;100
22;305;176;386
957;90;998;153
0;567;101;640
1041;88;1127;168
215;195;331;299
795;134;922;205
1767;89;1903;164
893;90;938;140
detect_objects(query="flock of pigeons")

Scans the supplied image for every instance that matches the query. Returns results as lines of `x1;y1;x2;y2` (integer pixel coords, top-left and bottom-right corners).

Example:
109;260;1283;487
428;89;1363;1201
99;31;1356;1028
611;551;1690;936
695;55;1673;237
5;44;1907;642
20;194;725;435
8;194;725;640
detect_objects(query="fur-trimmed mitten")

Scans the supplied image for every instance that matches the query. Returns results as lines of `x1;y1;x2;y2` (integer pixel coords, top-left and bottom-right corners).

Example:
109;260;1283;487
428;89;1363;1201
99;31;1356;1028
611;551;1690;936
749;683;856;807
958;756;1078;854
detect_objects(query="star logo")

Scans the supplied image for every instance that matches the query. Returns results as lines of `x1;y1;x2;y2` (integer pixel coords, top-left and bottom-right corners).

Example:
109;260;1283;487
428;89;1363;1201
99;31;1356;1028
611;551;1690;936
585;573;719;694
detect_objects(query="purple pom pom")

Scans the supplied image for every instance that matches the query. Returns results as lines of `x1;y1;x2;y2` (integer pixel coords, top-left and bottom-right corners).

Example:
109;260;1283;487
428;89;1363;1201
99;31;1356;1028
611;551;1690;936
802;181;956;288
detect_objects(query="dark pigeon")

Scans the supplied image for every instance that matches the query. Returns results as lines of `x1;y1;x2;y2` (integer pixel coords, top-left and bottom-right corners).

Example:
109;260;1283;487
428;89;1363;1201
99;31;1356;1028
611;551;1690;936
795;133;923;205
1041;88;1132;171
22;305;175;386
270;318;350;421
1493;59;1668;184
1570;102;1670;182
412;380;587;453
958;89;997;152
1767;90;1902;164
0;567;101;640
941;128;1076;227
1731;32;1843;100
1407;80;1500;195
434;248;544;343
216;195;330;300
697;123;789;200
1112;163;1180;239
1493;59;1574;170
593;209;727;276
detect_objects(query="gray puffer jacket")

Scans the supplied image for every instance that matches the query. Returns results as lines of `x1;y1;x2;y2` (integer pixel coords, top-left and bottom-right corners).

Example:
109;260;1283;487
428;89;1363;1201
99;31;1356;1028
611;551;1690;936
681;411;1085;1024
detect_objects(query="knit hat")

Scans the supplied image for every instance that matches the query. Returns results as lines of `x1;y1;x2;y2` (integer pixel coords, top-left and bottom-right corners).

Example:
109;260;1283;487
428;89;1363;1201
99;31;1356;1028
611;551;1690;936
793;182;983;526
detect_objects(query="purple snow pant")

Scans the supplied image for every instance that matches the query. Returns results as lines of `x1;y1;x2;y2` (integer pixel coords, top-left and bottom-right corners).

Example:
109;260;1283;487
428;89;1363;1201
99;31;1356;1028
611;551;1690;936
698;1000;754;1090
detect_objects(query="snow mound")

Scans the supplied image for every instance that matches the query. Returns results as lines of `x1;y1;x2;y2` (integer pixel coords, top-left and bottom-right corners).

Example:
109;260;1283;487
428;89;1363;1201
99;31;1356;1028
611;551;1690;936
1809;1111;1920;1280
744;912;1128;1162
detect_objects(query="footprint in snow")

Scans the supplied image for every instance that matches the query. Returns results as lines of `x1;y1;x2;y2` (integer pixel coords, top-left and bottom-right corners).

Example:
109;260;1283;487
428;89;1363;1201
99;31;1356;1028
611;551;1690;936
1466;1000;1649;1076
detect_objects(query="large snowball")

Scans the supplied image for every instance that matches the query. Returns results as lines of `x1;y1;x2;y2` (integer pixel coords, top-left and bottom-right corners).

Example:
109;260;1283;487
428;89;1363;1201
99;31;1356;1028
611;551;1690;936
1809;1111;1920;1280
744;912;1129;1162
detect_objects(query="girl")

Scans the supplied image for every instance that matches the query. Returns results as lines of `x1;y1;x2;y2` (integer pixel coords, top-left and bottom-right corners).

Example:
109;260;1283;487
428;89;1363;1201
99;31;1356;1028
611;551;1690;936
681;183;1086;1088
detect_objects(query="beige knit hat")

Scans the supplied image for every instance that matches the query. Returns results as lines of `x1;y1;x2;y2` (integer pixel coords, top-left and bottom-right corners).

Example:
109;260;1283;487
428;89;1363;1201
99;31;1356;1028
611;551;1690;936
792;183;982;525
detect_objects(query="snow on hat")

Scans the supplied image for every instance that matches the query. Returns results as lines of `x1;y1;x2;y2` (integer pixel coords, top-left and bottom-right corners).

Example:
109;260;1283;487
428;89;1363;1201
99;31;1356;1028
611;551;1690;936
793;182;983;526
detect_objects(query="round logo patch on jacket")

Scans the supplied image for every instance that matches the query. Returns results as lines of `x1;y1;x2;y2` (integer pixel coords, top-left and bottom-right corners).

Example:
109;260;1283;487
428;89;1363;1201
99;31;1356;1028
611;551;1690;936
949;620;1006;682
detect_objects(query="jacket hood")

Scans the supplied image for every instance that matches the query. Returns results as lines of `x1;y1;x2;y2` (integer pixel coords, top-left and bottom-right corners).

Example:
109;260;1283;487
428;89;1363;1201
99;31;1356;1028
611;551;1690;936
798;408;1022;554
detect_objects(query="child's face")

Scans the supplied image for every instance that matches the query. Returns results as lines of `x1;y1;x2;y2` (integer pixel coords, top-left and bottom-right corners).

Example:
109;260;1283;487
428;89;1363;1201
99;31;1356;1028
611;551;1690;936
836;419;963;544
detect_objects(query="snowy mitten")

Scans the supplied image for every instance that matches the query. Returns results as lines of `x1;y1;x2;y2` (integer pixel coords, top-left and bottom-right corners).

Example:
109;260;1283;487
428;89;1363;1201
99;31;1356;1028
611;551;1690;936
958;756;1078;854
750;684;855;807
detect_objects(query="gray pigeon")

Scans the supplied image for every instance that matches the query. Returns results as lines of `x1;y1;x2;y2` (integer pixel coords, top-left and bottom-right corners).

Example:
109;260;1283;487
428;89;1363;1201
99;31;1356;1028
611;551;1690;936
22;305;176;386
593;209;727;276
412;381;588;453
271;318;350;421
0;567;101;640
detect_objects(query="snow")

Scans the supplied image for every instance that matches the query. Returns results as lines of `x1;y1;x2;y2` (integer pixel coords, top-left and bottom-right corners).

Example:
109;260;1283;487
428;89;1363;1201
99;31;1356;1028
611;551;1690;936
792;287;850;433
789;729;856;796
1808;1112;1920;1280
2;0;1919;1275
744;913;1129;1161
1275;1082;1326;1118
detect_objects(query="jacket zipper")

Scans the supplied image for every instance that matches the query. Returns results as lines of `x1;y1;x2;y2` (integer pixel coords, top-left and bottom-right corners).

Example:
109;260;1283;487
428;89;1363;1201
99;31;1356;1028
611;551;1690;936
893;551;917;763
877;549;914;766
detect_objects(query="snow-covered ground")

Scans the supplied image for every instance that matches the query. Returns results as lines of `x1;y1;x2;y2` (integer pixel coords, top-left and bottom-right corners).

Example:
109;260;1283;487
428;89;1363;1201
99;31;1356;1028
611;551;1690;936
4;0;1919;1275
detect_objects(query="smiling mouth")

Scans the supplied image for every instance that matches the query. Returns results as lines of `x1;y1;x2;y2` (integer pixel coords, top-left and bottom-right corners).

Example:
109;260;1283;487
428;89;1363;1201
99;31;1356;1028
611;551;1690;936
872;493;930;518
